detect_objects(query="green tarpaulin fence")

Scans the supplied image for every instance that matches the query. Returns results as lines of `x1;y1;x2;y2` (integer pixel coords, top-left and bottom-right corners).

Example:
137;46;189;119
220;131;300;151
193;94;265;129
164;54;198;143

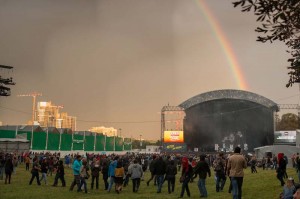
95;135;105;151
0;130;132;152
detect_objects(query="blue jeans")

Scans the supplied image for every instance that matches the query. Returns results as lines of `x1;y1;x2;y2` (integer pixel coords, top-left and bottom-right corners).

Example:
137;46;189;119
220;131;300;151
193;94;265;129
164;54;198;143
108;176;115;192
198;178;207;197
156;175;164;193
231;177;243;199
40;172;47;184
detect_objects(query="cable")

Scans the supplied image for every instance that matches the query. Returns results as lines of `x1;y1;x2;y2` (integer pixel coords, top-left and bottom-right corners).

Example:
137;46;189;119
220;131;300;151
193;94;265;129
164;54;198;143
1;93;300;124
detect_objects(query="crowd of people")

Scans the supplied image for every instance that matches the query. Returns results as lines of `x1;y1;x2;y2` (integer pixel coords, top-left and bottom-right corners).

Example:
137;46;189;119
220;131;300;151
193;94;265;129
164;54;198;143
1;149;300;198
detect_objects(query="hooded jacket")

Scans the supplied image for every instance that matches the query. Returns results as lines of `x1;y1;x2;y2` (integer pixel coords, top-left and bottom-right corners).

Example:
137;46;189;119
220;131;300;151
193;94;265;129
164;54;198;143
128;163;143;179
108;160;117;177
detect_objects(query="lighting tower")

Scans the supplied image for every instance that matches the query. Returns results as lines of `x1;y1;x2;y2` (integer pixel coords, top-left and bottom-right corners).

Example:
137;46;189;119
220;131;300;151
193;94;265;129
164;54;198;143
17;92;42;124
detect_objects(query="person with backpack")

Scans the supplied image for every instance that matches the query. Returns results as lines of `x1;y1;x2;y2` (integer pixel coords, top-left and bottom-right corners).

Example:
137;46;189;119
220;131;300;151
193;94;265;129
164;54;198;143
114;160;125;194
194;154;211;198
165;160;177;194
213;152;226;192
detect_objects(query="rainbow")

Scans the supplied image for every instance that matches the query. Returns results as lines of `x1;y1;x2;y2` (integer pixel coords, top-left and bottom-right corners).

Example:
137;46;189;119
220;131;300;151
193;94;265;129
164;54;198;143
195;0;248;90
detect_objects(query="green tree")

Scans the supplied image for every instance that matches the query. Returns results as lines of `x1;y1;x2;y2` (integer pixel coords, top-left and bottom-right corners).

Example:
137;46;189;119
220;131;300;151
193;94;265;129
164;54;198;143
276;113;299;130
232;0;300;87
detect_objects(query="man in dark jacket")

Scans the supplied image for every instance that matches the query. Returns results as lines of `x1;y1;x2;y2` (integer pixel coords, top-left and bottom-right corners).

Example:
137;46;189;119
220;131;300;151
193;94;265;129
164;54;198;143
165;160;177;194
91;159;100;189
153;156;166;193
29;157;41;185
194;154;211;198
147;155;157;186
4;155;14;184
52;160;66;187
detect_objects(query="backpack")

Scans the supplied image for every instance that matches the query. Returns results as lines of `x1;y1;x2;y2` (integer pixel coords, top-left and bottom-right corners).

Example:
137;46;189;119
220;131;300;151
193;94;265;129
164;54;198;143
213;158;224;172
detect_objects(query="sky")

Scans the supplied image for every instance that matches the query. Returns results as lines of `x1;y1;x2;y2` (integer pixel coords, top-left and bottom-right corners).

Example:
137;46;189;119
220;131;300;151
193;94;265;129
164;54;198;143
0;0;299;140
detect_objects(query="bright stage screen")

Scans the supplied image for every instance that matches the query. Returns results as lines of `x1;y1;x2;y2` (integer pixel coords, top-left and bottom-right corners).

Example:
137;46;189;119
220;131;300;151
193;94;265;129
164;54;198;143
164;131;184;143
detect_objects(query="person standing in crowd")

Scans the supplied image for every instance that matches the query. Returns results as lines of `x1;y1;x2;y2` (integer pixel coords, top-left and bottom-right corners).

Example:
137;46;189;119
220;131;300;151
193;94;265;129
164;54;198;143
194;154;211;198
179;157;193;198
52;160;66;187
29;157;41;185
128;159;143;193
165;159;177;194
147;155;157;186
39;158;48;185
227;146;247;199
79;158;89;193
114;160;125;193
25;155;30;171
277;153;287;187
213;152;227;192
91;159;100;190
69;155;82;192
101;161;109;190
107;156;118;192
154;156;167;193
4;155;13;184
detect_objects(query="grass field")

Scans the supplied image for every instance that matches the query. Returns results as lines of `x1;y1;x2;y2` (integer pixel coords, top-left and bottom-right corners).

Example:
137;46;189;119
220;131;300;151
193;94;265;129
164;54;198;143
0;165;297;199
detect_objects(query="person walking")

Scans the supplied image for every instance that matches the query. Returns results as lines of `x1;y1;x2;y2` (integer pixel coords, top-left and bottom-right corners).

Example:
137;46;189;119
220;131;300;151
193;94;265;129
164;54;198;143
178;157;193;198
165;160;177;194
227;146;247;199
250;156;257;173
107;156;118;192
69;155;82;192
79;158;89;193
4;155;14;184
29;157;41;185
25;156;30;171
277;153;286;187
128;159;143;193
101;161;109;190
213;152;227;192
153;156;167;193
194;154;211;198
91;159;100;190
147;155;157;186
52;160;66;187
39;158;48;185
114;160;125;193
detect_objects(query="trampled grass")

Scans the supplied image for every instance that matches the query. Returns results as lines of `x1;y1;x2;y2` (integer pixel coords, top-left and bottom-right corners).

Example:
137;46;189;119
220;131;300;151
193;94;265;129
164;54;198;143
0;165;297;199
